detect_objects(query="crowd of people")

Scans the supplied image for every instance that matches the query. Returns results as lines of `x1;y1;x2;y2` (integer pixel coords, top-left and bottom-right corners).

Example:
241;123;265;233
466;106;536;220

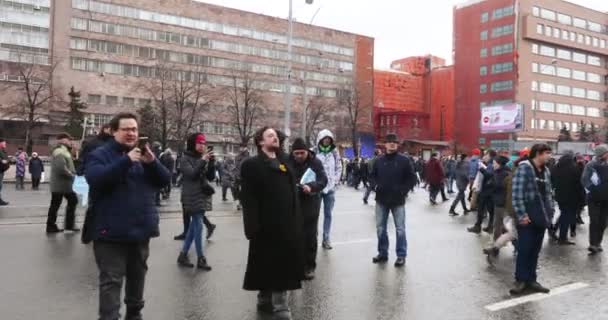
4;113;608;319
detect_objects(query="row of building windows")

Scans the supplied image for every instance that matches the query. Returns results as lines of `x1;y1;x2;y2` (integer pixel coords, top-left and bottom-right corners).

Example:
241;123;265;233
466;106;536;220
0;0;50;13
71;0;355;57
0;0;49;29
491;43;513;56
481;24;514;40
532;6;605;35
70;57;339;98
70;18;353;72
531;80;603;101
536;23;607;49
69;37;351;85
86;94;145;107
481;5;514;23
0;47;48;64
532;62;603;84
532;43;602;67
529;118;600;132
532;100;601;118
479;62;513;75
480;80;513;94
0;27;48;49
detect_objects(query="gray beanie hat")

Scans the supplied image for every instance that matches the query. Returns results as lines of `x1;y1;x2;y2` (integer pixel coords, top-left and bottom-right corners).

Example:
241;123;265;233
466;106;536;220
595;144;608;158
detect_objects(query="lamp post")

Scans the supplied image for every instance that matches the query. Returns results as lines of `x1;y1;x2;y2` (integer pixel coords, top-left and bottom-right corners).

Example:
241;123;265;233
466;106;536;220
532;59;557;141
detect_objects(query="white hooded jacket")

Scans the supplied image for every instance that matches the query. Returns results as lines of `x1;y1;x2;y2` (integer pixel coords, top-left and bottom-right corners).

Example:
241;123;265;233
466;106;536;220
314;129;342;194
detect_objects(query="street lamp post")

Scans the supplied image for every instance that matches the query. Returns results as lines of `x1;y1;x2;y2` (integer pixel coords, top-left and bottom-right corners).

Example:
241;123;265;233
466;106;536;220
532;59;557;141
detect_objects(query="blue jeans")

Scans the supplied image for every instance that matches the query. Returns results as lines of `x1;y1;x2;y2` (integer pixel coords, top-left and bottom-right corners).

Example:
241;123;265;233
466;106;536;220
515;225;545;282
375;203;407;258
447;176;455;192
182;212;204;257
321;191;335;242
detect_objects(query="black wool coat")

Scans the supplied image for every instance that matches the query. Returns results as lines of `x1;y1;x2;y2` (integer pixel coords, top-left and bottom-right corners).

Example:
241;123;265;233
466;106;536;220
240;152;305;291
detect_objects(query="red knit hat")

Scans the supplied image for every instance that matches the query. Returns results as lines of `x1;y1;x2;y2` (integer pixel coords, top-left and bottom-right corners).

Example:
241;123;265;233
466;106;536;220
195;134;206;144
519;147;530;157
472;148;481;156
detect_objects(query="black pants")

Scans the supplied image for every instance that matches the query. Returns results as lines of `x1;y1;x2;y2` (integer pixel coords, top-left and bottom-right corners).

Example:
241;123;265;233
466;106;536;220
557;203;577;241
181;208;213;235
450;188;468;212
94;240;149;320
430;184;447;201
474;195;494;228
363;185;374;202
222;186;236;200
46;192;78;229
515;225;544;282
302;198;321;271
588;201;608;247
31;177;41;189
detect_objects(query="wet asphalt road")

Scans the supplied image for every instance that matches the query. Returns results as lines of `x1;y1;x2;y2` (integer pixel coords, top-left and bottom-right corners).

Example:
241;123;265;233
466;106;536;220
1;185;608;320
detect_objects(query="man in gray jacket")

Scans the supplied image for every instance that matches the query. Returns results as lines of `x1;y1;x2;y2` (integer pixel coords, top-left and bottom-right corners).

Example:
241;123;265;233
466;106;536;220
581;144;608;255
46;133;78;233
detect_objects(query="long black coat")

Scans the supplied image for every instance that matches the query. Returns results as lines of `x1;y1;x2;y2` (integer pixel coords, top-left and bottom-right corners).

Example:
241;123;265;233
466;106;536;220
240;152;304;291
288;152;328;219
28;157;44;178
552;154;585;208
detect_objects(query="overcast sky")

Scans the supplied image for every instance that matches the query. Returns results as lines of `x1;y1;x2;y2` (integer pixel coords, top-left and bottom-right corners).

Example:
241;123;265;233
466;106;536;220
196;0;608;68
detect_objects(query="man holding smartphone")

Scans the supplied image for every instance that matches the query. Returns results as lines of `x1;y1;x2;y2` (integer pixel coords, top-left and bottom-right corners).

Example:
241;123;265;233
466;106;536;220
85;112;171;320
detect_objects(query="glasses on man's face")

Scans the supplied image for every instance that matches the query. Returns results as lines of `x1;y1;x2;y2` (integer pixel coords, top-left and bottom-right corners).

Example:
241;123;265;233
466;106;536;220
118;127;138;133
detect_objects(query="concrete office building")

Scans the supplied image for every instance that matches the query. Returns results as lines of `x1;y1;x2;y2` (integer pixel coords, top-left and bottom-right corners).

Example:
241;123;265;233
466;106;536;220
0;0;374;153
454;0;607;151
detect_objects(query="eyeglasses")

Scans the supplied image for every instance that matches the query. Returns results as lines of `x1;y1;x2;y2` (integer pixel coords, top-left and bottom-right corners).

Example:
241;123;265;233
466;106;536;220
118;127;138;133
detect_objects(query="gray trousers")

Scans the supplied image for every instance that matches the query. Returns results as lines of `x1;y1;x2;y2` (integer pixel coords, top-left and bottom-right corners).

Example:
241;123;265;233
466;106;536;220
93;240;150;320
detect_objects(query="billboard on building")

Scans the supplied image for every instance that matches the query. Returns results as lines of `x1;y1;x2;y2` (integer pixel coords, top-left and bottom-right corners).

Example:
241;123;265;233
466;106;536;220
480;104;523;134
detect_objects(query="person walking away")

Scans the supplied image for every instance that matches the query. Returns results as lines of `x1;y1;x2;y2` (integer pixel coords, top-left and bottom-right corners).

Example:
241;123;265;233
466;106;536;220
159;148;176;200
46;133;79;234
467;154;496;234
415;158;425;188
360;158;369;190
572;154;587;236
488;156;511;242
0;139;9;205
28;152;44;190
446;156;456;194
426;153;447;205
449;154;471;216
581;144;608;255
288;138;327;280
371;134;417;267
176;133;215;270
363;150;382;204
234;143;250;211
468;149;481;202
85;112;171;320
352;158;362;190
510;144;554;296
241;127;305;320
77;124;112;176
551;151;584;245
314;129;342;250
221;156;238;202
15;149;26;190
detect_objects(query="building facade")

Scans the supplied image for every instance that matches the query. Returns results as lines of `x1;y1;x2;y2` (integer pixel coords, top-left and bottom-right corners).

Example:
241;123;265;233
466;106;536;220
0;0;374;154
454;0;607;151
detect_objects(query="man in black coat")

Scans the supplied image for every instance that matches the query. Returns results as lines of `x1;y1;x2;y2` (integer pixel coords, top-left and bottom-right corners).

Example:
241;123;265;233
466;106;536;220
240;127;304;320
77;124;112;176
288;137;327;281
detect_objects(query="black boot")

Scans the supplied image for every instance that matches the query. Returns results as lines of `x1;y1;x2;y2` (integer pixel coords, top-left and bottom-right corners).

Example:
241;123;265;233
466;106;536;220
449;209;459;216
46;225;64;233
206;224;216;240
509;281;528;296
197;256;212;271
177;252;194;268
467;225;481;234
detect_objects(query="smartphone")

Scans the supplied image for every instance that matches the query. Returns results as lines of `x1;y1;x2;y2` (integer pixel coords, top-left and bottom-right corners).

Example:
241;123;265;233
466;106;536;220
207;146;214;152
138;137;149;153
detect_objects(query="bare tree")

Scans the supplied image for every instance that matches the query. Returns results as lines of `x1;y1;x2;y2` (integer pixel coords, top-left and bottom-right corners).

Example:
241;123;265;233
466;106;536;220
304;96;332;145
139;62;172;148
339;87;367;158
0;58;60;153
225;70;266;145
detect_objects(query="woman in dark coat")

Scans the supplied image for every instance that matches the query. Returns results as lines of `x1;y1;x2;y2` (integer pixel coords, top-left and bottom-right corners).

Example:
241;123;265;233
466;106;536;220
28;152;44;190
551;152;585;244
240;127;304;319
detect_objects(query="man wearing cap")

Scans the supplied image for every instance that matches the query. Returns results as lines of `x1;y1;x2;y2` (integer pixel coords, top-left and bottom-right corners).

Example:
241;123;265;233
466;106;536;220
581;144;608;255
370;134;417;267
46;133;79;233
288;137;327;280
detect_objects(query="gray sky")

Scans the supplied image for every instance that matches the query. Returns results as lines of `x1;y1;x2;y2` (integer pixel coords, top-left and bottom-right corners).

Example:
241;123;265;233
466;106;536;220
196;0;608;68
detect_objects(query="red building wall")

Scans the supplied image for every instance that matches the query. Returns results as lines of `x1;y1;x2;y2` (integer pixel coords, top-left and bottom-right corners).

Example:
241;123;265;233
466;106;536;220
374;70;425;113
429;66;455;142
354;35;375;135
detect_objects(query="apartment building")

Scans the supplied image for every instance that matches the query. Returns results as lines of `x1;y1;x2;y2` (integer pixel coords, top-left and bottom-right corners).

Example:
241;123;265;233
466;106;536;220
454;0;607;150
0;0;374;152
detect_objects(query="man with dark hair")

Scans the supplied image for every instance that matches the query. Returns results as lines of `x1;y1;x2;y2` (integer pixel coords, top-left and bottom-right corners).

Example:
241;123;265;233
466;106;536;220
0;138;9;205
581;144;608;255
78;124;112;176
241;127;304;320
449;154;471;216
85;112;171;320
510;143;554;296
426;153;447;205
46;133;78;233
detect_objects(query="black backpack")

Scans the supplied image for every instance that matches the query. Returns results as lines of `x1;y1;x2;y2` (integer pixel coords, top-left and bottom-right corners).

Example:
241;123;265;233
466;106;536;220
588;164;608;203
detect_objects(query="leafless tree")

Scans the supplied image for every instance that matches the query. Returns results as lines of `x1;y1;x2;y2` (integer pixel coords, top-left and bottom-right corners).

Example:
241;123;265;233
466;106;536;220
339;87;367;157
0;58;61;153
138;62;172;148
224;70;266;145
303;96;332;146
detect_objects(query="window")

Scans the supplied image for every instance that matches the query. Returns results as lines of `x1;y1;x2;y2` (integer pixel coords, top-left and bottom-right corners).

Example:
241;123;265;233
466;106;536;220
532;44;539;54
480;30;488;40
492;43;513;56
539;101;555;112
572;105;585;115
540;64;556;76
480;84;487;94
557;13;572;25
588;55;601;66
480;48;487;57
556;121;562;129
480;66;487;76
577;34;584;44
71;18;87;30
532;63;538;73
88;94;101;104
540;119;547;129
572;70;586;81
540;45;555;57
531;81;538;91
105;95;118;105
536;24;543;35
540;82;555;94
588;107;600;117
587;73;601;83
492;6;514;20
540;8;556;21
122;97;135;106
491;80;513;92
491;62;513;74
480;102;488;108
561;30;569;41
588;21;602;33
585;35;591;46
593;37;599;47
557;85;571;96
572;122;578;132
563;122;570;130
548;120;555;130
569;31;576;42
572;52;586;63
572;87;585;98
557;103;571;114
587;90;601;101
531;119;536;129
532;6;540;17
70;38;87;50
557;67;571;78
557;49;571;60
491;25;513;38
573;17;586;29
553;28;560;38
545;25;552;37
481;12;489;23
601;40;606;49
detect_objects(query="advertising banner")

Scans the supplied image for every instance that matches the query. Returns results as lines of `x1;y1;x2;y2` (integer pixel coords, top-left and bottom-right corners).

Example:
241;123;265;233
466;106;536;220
480;104;523;134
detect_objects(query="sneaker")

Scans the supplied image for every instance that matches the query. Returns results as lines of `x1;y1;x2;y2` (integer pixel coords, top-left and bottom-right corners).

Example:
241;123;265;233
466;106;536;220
527;281;550;294
46;225;64;233
303;270;315;280
197;256;212;271
482;226;493;234
322;241;333;250
467;225;481;234
173;233;186;241
394;257;406;267
206;224;216;240
177;252;194;268
588;246;601;255
557;239;576;246
509;281;529;296
0;200;8;206
372;255;388;264
449;210;459;216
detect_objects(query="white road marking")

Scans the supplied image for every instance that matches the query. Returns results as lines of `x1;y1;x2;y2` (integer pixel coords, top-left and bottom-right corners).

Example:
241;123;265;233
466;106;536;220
485;282;589;312
331;238;376;246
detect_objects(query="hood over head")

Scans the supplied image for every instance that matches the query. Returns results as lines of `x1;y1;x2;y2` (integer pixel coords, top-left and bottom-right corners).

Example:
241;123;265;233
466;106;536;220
316;129;335;147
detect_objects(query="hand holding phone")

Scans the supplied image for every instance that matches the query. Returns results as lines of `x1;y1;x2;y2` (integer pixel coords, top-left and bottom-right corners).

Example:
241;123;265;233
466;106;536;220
138;137;149;154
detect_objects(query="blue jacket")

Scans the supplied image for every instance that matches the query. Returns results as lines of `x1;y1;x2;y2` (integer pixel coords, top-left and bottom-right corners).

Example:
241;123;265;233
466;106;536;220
468;156;480;179
85;139;171;242
371;153;417;207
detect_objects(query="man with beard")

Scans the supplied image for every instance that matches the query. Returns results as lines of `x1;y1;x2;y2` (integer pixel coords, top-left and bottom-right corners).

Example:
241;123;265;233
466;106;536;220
287;138;327;280
46;133;78;233
241;127;304;320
